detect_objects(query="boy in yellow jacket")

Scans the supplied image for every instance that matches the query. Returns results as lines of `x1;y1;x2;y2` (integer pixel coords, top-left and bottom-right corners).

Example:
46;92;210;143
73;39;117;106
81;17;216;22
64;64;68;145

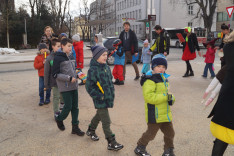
135;54;175;156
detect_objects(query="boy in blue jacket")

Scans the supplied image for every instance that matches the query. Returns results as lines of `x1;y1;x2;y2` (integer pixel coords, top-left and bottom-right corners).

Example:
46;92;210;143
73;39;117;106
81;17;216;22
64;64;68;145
112;39;125;85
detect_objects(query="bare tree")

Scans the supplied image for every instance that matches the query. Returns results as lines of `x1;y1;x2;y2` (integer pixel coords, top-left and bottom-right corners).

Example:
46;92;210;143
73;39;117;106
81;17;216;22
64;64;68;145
169;0;218;33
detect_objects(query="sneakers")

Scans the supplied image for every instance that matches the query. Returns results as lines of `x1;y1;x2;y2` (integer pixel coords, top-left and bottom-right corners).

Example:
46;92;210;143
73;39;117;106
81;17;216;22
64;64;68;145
115;81;124;85
44;99;50;104
86;126;99;141
134;145;151;156
72;125;85;136
162;148;175;156
134;76;140;80
107;136;124;151
113;79;119;84
39;99;44;106
56;119;65;131
60;103;64;110
201;75;207;78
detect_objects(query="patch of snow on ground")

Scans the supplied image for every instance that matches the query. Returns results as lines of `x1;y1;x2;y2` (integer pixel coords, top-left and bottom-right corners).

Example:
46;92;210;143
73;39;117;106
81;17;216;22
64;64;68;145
0;48;20;55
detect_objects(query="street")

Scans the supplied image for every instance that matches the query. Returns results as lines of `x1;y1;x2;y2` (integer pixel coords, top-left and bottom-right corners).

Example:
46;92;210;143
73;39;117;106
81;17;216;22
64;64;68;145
0;48;233;156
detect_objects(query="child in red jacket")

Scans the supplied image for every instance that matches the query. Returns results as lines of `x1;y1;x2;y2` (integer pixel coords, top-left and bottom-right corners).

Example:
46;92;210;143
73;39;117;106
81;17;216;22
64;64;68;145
202;39;218;78
34;43;51;106
72;34;86;85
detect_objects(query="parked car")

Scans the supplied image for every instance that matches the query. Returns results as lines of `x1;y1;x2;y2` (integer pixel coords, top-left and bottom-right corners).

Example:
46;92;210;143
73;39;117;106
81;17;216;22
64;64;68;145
103;37;144;65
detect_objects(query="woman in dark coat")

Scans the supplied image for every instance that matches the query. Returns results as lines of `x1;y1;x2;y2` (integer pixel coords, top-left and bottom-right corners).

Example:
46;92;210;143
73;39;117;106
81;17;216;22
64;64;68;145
181;27;200;77
208;31;234;155
40;26;55;52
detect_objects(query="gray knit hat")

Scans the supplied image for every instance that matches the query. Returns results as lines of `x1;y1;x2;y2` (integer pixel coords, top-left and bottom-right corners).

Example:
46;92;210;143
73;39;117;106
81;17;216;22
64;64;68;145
91;45;107;60
72;33;80;42
38;43;48;51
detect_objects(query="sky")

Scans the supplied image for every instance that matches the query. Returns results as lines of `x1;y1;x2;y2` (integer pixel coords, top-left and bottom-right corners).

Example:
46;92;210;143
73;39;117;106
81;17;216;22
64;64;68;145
14;0;94;16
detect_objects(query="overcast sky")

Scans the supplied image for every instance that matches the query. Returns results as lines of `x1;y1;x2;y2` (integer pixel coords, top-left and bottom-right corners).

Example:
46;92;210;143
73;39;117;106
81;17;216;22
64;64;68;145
15;0;94;16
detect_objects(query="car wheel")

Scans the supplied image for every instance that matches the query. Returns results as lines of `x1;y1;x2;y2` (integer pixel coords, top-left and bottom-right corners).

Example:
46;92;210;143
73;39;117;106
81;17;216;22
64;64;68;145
176;41;180;48
107;55;115;65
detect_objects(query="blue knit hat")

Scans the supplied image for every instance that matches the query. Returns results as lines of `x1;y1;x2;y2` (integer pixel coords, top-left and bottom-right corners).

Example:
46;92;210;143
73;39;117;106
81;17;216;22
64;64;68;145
151;54;167;70
91;45;108;60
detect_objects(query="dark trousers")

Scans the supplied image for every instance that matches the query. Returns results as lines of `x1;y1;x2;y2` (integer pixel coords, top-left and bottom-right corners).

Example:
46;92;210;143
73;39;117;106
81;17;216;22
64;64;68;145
185;61;193;73
211;139;228;156
123;51;140;78
39;76;51;102
90;108;113;139
203;63;215;77
137;122;175;150
57;90;79;125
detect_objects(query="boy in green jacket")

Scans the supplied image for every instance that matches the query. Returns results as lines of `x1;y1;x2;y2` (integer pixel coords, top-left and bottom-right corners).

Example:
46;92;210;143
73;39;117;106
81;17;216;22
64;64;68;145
135;54;175;156
85;45;124;151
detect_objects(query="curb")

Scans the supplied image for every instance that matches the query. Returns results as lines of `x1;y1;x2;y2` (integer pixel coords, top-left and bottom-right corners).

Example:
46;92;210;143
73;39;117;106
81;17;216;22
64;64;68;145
0;57;93;64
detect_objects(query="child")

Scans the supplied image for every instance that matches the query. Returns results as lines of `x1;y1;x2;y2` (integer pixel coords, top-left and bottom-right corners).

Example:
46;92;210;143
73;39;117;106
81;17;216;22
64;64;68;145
85;45;124;151
112;39;125;85
202;38;218;78
135;54;175;156
44;38;64;119
141;39;152;75
52;38;84;136
72;33;86;85
34;43;51;106
94;33;104;46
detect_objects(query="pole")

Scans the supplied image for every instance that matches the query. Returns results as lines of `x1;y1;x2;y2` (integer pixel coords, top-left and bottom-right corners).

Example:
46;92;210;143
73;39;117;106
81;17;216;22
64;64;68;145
150;0;152;46
25;18;27;45
6;0;10;48
159;0;161;25
230;13;232;29
115;0;116;35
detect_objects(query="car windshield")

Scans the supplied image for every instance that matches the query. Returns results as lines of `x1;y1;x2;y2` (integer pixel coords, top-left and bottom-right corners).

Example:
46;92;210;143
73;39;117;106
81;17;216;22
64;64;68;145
138;40;143;48
104;38;118;50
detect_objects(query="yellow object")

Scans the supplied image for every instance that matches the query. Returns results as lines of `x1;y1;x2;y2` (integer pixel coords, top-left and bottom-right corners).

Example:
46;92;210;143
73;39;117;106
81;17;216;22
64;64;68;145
44;52;47;59
221;32;224;39
97;81;104;94
210;121;234;145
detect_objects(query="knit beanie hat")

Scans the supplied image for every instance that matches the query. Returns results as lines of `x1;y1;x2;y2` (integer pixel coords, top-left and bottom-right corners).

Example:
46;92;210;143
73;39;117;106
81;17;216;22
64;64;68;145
143;39;149;44
60;33;68;38
151;54;167;70
72;33;80;42
38;43;48;51
91;45;107;60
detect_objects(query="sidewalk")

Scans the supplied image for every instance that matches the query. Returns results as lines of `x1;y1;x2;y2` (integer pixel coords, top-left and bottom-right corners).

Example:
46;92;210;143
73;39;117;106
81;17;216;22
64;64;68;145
0;43;92;64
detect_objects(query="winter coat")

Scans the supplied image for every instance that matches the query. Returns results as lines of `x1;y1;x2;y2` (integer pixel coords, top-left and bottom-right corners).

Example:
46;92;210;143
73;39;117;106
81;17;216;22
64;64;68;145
150;29;170;55
119;29;138;54
203;48;216;63
44;51;57;89
141;46;152;64
182;33;200;53
52;49;78;93
40;34;53;52
85;59;115;109
113;47;125;66
95;33;104;46
73;41;84;69
141;73;175;124
34;53;49;77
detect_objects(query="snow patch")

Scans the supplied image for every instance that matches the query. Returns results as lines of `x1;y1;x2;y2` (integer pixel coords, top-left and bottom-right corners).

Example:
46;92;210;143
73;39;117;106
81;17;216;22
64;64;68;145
0;48;20;55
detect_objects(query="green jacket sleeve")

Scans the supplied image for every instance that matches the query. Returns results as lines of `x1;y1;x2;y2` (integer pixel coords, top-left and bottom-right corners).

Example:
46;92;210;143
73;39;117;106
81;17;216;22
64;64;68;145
142;80;168;105
85;68;104;100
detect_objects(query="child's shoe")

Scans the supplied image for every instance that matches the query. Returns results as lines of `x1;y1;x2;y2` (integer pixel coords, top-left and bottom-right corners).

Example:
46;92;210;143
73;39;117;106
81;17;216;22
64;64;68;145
60;103;64;110
201;75;207;78
113;79;119;84
162;148;175;156
56;119;65;131
44;99;50;104
134;145;151;156
116;81;124;85
72;125;85;136
86;126;99;141
39;98;44;106
54;112;60;121
107;136;124;151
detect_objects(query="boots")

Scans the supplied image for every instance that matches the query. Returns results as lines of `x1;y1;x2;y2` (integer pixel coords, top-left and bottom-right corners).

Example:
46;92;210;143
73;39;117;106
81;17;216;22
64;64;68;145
189;71;194;76
182;71;189;77
86;126;99;141
113;79;119;84
107;136;124;151
134;145;151;156
56;119;65;131
116;81;124;85
162;148;175;156
211;139;228;156
71;124;85;136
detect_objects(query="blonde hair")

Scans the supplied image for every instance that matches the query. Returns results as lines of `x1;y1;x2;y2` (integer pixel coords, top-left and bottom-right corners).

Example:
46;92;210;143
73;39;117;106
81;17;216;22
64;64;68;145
44;26;54;34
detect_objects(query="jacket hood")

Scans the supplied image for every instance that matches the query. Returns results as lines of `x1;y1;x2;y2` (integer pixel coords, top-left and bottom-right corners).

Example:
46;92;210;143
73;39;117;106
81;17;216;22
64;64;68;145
140;70;170;86
90;58;106;68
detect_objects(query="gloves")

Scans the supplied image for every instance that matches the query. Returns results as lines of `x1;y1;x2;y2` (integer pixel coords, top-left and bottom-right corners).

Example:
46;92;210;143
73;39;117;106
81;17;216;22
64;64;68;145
168;94;174;106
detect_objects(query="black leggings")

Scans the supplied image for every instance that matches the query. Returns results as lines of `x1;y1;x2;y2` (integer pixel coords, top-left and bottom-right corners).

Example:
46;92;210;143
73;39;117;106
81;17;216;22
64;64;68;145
211;139;228;156
185;61;193;73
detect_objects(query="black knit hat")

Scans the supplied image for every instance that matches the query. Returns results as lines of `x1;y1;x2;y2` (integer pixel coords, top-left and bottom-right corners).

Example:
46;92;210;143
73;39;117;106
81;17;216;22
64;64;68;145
91;45;108;60
38;43;48;51
151;54;167;70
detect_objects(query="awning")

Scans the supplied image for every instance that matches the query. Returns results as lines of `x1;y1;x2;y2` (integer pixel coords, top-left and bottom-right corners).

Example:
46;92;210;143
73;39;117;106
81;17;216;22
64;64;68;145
82;19;116;26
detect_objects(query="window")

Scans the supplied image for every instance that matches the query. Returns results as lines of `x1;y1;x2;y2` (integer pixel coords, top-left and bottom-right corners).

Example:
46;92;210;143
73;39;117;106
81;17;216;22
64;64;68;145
223;12;228;21
188;22;193;27
127;0;129;7
139;9;141;19
127;12;129;18
136;25;138;34
188;5;193;15
124;0;126;9
217;12;223;22
122;1;124;9
136;10;138;19
133;11;135;18
139;0;141;5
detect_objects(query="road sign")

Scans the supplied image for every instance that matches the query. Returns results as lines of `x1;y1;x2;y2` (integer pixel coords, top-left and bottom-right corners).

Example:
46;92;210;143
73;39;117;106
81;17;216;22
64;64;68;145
146;27;149;34
226;6;234;18
146;22;149;28
148;15;156;21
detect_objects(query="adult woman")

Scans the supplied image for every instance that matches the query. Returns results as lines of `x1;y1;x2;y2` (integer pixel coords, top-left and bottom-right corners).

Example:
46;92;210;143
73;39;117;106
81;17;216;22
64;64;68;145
181;27;200;77
40;26;54;52
208;31;234;155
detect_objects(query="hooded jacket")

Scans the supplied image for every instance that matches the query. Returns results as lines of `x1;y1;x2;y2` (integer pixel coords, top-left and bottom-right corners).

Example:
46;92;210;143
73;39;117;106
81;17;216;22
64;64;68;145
73;41;84;69
34;52;49;77
85;59;115;109
203;48;216;64
141;46;152;64
95;33;104;46
119;29;138;54
44;51;57;89
52;49;78;92
113;46;125;66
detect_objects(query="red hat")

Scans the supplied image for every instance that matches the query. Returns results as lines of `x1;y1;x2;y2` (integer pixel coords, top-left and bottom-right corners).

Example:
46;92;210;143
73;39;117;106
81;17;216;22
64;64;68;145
203;38;219;47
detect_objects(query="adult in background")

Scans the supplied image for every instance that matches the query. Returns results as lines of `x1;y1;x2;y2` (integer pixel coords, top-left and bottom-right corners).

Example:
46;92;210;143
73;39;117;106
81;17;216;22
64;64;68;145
41;26;55;52
181;27;200;77
149;25;170;57
119;22;140;80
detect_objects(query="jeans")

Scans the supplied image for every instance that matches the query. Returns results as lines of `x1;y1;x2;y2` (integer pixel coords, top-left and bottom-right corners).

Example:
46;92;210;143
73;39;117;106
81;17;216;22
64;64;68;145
52;86;64;113
203;63;215;77
39;76;51;102
123;51;140;78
